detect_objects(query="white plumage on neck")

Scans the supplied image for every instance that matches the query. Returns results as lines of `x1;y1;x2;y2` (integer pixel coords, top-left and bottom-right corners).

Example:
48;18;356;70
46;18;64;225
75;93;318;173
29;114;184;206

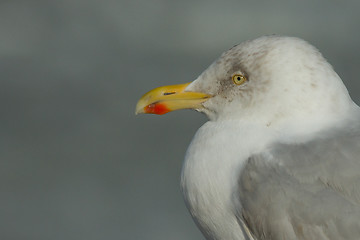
181;121;275;239
181;104;356;239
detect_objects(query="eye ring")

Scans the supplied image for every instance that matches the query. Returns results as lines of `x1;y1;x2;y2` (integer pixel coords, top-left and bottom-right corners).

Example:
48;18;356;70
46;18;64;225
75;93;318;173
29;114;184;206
232;74;247;85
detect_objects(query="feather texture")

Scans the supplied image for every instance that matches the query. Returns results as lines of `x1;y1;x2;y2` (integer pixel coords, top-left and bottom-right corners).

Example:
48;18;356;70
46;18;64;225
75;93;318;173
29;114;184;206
238;115;360;239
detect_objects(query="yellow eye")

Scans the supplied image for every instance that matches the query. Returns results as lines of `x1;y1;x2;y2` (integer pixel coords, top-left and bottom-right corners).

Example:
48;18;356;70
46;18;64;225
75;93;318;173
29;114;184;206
232;74;247;85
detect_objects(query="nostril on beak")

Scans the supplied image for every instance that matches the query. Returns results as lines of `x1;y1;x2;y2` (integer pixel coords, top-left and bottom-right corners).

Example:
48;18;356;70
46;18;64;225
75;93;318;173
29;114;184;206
163;92;176;96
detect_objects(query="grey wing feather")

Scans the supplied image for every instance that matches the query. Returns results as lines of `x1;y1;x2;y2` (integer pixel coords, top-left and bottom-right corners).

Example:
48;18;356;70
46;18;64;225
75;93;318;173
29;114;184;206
237;121;360;240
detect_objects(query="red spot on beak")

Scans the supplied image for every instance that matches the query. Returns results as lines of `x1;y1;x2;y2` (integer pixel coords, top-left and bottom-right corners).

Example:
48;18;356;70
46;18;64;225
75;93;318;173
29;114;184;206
144;103;170;115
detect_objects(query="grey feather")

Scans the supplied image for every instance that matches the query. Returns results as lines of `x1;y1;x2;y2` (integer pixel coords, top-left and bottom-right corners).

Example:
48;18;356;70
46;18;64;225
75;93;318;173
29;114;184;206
238;116;360;240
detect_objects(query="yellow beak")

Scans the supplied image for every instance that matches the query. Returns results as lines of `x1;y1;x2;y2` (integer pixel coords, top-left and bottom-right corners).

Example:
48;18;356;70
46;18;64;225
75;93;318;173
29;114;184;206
135;83;211;115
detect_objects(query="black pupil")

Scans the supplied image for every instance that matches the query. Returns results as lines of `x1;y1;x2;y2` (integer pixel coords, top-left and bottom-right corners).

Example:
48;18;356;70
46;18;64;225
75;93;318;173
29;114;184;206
237;76;241;81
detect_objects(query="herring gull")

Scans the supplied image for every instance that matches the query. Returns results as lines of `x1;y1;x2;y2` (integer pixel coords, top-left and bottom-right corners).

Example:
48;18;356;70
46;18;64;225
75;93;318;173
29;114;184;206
135;36;360;240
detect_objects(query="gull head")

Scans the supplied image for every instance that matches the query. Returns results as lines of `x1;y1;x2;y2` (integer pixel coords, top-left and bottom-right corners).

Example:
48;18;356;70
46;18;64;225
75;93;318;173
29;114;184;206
136;36;353;128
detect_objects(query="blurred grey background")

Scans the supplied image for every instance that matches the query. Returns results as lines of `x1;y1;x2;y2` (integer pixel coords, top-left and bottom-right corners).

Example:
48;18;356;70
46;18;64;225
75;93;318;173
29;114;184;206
1;0;360;239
